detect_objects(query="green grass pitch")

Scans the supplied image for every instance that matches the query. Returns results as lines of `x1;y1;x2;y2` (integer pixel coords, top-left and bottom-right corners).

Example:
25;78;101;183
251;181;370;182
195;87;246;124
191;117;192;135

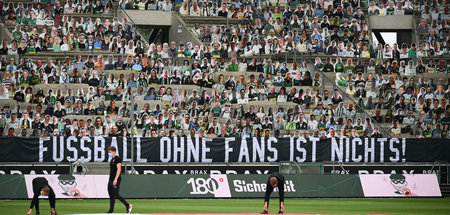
1;198;449;215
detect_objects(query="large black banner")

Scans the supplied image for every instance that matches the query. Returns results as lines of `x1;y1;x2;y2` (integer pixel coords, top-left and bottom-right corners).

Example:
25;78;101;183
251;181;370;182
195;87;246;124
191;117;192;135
0;137;449;163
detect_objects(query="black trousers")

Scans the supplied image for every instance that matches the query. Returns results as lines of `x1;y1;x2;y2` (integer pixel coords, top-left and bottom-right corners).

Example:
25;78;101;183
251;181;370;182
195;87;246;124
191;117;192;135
32;193;55;213
107;180;129;212
31;178;55;213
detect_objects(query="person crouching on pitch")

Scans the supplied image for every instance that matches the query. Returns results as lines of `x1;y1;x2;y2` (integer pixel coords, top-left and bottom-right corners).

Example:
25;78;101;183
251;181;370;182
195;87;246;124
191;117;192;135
27;177;56;215
107;146;132;213
261;172;285;214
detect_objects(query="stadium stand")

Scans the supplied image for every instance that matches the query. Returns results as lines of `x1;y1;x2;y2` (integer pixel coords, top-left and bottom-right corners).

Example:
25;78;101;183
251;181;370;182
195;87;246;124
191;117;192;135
0;0;448;140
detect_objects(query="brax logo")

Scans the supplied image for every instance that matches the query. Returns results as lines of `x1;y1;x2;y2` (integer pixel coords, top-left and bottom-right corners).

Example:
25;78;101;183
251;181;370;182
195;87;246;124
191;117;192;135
0;170;58;175
189;170;209;174
331;170;350;174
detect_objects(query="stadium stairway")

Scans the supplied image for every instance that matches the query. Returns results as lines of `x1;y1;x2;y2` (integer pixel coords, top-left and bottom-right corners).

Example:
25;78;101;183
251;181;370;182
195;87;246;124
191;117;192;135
437;162;450;197
439;184;450;197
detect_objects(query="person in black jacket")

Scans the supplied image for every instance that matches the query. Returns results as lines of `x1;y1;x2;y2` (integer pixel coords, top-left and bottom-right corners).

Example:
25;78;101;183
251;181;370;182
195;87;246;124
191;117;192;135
323;58;334;72
106;146;132;213
326;40;338;55
261;172;285;214
27;177;56;215
13;86;25;102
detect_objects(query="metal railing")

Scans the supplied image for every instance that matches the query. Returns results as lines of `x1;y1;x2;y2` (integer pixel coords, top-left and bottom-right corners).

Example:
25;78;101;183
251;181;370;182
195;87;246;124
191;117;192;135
247;1;271;32
119;8;137;40
319;69;392;138
295;54;392;138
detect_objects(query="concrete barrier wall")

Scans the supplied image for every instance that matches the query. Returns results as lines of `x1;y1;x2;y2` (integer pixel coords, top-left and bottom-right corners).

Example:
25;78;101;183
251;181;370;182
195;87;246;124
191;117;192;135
118;10;201;46
369;15;414;30
122;10;172;26
0;23;13;42
169;13;202;46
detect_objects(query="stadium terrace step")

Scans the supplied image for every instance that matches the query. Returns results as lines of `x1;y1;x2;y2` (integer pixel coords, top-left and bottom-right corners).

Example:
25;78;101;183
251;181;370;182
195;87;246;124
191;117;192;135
182;16;246;26
19;51;122;61
2;0;42;6
9;80;320;95
4;1;119;9
6;16;115;30
21;51;119;57
63;13;116;19
321;71;449;83
19;51;448;66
